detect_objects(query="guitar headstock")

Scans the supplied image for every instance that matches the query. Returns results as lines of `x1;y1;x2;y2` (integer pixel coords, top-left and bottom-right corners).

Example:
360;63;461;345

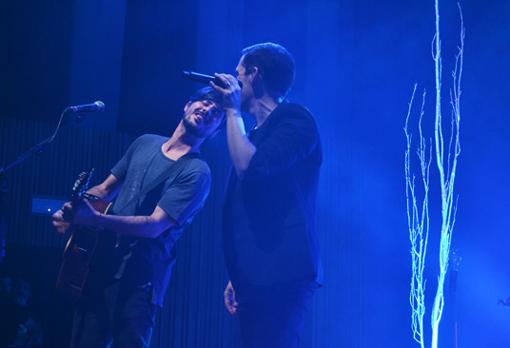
71;169;94;200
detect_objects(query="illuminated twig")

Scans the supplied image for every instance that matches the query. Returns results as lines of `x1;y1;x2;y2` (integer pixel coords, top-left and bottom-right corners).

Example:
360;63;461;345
404;85;430;348
405;2;464;347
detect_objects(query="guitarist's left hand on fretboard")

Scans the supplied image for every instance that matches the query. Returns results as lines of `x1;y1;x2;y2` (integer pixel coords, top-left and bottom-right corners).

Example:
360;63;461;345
52;204;72;235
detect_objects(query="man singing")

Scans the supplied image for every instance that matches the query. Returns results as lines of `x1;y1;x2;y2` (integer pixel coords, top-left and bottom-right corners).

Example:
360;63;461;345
212;42;323;347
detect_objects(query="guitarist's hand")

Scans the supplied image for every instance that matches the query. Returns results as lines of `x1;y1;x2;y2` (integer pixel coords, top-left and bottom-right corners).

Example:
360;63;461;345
52;202;73;235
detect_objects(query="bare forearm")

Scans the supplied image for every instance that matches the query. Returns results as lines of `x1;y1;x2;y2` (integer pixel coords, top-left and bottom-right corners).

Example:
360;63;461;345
94;213;171;239
87;185;110;200
226;110;256;175
86;174;121;202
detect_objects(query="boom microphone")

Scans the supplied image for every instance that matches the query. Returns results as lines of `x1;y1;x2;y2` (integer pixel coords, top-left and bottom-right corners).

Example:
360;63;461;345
182;70;241;88
67;101;105;113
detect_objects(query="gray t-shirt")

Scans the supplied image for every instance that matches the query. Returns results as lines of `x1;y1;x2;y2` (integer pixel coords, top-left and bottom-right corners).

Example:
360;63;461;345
109;134;211;306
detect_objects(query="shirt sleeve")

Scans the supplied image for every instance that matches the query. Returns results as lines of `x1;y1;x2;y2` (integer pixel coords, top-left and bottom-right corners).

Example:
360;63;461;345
157;166;211;227
243;105;320;180
110;135;147;180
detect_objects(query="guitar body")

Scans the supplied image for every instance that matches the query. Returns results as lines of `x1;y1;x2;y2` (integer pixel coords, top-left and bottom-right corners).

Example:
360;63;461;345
56;197;113;301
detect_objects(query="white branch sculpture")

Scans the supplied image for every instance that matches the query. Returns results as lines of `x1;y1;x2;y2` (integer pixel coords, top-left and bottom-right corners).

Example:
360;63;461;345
404;2;464;347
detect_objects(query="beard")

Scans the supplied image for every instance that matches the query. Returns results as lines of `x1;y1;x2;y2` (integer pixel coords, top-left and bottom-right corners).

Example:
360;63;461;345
182;114;205;138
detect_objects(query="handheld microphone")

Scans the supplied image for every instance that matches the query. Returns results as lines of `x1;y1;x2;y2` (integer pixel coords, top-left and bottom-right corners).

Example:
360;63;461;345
67;101;105;113
182;70;242;88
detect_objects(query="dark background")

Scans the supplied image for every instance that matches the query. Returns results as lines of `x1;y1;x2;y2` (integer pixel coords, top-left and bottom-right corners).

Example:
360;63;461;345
1;0;509;347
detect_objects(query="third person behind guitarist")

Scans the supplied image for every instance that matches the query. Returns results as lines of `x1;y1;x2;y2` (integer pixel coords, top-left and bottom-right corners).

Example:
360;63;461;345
52;87;226;348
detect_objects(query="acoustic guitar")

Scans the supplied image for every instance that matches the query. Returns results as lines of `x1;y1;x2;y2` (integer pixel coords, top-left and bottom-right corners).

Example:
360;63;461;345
55;169;113;301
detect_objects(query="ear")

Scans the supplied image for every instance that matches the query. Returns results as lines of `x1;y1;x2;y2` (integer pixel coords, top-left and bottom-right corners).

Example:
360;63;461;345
184;101;193;113
247;66;259;82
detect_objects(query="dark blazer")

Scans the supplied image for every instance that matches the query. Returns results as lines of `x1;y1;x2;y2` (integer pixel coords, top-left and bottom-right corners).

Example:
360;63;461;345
223;102;323;287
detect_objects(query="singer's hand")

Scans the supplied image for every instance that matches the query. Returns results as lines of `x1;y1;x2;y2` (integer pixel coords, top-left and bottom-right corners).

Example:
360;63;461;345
210;73;241;110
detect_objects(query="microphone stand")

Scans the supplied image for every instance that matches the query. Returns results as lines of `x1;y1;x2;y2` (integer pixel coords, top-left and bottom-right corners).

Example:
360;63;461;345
0;107;76;264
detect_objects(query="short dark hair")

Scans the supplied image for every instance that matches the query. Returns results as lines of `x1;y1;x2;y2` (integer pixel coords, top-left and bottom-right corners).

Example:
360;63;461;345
241;42;295;100
188;86;224;107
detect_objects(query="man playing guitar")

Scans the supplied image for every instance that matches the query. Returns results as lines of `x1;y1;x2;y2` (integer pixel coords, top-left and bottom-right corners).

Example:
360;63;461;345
52;87;225;348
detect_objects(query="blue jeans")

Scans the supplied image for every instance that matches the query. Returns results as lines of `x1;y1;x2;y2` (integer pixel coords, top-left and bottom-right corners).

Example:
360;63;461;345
70;281;158;348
